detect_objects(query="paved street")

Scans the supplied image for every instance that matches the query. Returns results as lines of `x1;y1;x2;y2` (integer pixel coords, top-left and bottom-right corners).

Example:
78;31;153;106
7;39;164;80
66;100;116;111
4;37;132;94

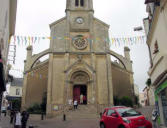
0;106;154;128
0;115;99;128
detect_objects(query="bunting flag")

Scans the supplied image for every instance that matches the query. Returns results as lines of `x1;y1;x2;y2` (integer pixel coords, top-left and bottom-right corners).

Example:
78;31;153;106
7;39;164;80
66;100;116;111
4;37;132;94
9;35;146;46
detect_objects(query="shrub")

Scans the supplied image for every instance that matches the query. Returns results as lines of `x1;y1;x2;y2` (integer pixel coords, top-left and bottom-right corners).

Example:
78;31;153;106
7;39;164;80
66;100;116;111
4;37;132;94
27;103;42;114
120;96;133;107
114;96;121;106
11;99;21;111
27;92;47;114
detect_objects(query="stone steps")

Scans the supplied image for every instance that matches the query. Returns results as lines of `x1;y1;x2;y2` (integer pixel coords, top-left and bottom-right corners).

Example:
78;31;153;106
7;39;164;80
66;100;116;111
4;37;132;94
57;105;99;120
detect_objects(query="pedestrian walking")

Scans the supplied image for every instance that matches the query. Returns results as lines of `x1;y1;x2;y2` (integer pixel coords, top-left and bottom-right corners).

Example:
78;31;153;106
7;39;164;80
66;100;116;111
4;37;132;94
74;99;78;110
14;110;22;128
80;94;83;104
21;111;29;128
10;109;15;124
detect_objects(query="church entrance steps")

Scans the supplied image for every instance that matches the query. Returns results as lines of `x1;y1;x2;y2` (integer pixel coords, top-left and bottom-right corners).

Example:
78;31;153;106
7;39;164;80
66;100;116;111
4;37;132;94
56;105;100;120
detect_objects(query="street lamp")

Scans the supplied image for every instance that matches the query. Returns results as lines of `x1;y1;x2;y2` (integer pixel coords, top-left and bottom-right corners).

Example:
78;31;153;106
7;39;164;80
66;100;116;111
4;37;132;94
133;26;153;68
134;26;143;31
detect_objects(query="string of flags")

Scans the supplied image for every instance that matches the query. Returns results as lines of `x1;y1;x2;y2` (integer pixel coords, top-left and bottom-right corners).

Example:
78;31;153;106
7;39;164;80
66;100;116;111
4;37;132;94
9;35;146;46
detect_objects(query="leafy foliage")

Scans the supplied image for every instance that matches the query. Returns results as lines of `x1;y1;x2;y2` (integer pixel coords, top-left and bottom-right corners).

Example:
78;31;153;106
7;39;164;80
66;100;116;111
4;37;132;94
114;96;134;107
27;92;47;114
11;99;21;111
146;78;151;87
27;103;42;114
120;96;133;107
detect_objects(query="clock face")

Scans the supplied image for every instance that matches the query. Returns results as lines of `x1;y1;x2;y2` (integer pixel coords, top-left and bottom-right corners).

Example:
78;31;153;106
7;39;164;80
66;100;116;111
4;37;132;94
73;35;88;50
76;17;84;24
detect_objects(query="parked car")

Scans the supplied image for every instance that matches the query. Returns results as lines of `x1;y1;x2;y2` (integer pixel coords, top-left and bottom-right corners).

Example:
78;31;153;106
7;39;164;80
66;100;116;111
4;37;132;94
100;106;152;128
1;106;6;113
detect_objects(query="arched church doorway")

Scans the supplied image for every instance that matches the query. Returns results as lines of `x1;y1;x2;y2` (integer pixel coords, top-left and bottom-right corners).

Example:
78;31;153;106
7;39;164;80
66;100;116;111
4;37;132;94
71;71;90;105
73;85;87;104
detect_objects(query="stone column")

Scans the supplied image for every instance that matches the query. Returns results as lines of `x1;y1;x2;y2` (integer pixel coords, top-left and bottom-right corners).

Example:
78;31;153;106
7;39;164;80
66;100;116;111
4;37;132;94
21;72;28;110
21;46;33;110
46;54;54;117
64;53;70;105
124;47;135;101
106;54;114;105
124;47;130;60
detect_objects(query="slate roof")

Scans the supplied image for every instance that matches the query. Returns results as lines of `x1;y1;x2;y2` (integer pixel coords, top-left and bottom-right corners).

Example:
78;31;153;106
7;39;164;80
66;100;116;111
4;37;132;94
11;78;23;87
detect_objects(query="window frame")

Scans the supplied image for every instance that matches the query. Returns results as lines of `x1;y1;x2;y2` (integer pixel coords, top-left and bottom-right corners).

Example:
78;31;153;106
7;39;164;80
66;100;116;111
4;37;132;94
80;0;84;7
16;88;20;96
75;0;79;6
107;109;116;116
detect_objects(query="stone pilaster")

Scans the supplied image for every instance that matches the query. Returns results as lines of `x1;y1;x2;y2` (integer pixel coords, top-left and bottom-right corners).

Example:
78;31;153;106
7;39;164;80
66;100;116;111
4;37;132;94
46;54;54;117
106;54;114;105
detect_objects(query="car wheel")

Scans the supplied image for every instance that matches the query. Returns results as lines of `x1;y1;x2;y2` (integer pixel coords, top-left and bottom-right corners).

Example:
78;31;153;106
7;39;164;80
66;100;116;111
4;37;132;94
100;123;105;128
119;125;125;128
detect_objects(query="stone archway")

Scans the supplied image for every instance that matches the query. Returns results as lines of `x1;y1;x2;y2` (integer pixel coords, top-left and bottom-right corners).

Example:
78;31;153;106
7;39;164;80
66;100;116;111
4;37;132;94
70;71;90;105
71;71;90;85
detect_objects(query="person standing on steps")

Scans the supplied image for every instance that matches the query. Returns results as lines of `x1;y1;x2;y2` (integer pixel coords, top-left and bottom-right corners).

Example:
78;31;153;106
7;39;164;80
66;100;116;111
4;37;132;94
80;94;83;104
74;99;78;110
83;95;87;104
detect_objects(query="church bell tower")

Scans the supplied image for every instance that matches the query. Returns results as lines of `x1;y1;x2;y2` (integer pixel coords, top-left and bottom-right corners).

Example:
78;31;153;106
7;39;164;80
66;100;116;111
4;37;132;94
66;0;94;32
66;0;94;12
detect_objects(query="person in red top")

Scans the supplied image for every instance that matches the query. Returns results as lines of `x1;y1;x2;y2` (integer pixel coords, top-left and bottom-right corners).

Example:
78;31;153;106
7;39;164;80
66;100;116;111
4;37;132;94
83;95;87;104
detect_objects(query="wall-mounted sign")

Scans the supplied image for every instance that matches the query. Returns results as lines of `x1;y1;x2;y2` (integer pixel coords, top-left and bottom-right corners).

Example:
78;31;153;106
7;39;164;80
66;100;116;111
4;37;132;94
53;105;59;111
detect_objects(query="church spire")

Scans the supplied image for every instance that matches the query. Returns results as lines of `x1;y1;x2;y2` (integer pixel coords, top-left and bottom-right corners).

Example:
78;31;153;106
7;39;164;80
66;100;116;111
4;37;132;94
66;0;94;12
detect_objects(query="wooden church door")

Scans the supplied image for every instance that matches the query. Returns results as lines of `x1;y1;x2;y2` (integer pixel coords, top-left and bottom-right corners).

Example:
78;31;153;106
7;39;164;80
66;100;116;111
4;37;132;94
73;86;81;103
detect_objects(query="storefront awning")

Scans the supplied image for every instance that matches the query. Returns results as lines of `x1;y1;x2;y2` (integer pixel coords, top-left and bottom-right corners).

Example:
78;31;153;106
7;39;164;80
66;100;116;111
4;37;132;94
6;96;21;101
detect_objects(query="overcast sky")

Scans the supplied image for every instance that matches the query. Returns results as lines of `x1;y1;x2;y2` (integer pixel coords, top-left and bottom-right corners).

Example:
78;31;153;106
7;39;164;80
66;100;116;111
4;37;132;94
9;0;149;92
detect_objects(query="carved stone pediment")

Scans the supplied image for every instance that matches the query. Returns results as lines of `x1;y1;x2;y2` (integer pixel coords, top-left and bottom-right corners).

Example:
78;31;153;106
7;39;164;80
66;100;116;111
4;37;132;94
71;71;89;84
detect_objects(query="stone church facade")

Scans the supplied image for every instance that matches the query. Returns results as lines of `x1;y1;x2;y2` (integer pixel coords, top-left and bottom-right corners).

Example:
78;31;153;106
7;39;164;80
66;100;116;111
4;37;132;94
22;0;134;117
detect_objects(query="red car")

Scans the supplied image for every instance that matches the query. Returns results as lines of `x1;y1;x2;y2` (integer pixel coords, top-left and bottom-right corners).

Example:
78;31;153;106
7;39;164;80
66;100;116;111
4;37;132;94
100;106;152;128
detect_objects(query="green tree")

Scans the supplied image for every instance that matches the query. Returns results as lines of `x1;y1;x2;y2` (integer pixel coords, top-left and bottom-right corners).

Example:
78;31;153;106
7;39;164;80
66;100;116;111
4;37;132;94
146;78;151;87
11;99;21;111
27;103;42;114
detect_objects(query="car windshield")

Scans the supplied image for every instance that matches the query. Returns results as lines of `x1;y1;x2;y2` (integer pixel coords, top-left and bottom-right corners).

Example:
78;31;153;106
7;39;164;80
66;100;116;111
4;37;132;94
117;108;141;117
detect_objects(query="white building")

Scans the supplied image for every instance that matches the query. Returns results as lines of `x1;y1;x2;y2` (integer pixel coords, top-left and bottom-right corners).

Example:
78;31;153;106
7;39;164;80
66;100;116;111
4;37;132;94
0;0;17;73
6;78;23;109
134;84;139;96
8;78;23;97
0;0;17;111
144;0;167;127
139;93;145;107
